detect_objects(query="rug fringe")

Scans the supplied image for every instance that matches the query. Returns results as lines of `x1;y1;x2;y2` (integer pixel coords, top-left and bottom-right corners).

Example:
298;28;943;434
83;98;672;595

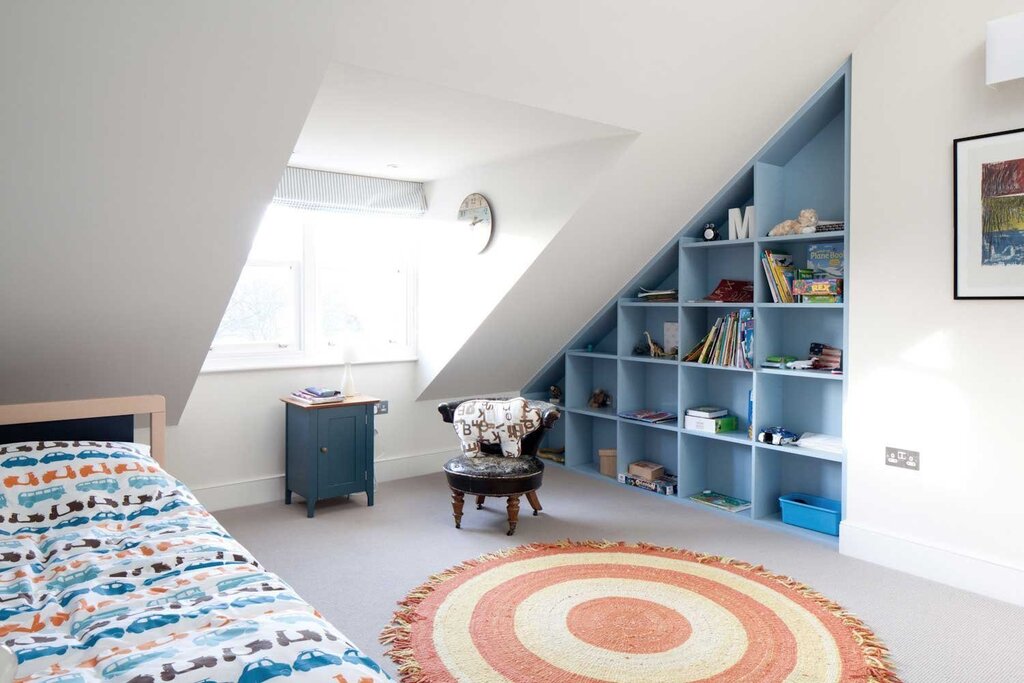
379;539;901;682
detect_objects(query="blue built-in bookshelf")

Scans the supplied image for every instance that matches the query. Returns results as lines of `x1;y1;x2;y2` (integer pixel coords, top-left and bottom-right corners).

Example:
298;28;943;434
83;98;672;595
523;60;851;547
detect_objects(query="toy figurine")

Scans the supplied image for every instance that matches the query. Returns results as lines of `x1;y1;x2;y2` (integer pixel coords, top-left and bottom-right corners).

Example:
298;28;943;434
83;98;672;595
549;385;562;405
588;389;612;409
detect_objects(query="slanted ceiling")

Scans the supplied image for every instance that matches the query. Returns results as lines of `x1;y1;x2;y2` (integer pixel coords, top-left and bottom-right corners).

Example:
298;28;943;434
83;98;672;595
0;2;338;423
329;0;900;399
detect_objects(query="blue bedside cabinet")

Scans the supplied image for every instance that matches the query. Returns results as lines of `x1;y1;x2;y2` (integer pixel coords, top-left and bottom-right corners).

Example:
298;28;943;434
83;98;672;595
282;395;380;518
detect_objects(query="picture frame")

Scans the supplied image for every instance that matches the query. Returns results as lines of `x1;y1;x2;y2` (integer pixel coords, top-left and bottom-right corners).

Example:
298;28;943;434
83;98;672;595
954;126;1024;299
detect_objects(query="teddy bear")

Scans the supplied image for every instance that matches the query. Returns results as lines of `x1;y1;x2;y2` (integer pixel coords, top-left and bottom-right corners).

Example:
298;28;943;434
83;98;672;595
768;208;818;236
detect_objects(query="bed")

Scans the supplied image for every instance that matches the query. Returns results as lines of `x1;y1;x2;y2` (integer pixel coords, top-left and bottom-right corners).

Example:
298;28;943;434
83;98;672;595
0;396;391;683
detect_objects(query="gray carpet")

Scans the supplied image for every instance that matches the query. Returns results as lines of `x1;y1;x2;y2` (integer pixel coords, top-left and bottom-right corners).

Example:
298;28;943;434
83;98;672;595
216;465;1024;682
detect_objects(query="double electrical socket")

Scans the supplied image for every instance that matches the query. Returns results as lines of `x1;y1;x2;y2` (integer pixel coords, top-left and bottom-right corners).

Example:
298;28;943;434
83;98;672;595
375;400;389;416
885;446;920;470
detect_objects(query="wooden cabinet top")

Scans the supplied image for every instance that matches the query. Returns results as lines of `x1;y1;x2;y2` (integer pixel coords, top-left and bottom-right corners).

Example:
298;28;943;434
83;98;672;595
280;395;381;410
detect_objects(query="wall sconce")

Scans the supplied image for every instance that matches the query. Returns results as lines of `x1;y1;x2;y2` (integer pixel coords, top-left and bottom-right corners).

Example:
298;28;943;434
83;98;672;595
987;12;1024;85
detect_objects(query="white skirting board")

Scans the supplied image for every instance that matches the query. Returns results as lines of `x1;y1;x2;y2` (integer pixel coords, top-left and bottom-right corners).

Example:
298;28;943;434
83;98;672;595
192;449;457;512
840;521;1024;607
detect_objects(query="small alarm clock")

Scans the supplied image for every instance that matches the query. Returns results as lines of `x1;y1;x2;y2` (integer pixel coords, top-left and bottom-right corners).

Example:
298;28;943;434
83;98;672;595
702;222;720;241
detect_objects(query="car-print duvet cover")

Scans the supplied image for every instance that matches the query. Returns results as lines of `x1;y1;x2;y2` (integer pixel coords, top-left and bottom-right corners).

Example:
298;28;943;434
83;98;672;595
0;441;390;683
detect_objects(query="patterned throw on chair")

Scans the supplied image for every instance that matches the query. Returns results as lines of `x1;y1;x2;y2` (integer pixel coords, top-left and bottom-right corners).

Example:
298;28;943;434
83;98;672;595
452;397;542;458
381;541;899;683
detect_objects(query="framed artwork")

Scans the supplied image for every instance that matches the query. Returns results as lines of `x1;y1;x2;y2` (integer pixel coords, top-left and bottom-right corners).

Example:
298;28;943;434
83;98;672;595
954;127;1024;299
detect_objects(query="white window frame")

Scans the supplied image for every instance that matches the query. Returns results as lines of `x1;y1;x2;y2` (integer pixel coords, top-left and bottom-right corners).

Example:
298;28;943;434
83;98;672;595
203;210;418;373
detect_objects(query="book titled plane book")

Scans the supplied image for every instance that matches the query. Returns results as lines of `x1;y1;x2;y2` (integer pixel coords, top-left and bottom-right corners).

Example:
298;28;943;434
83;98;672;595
688;490;751;513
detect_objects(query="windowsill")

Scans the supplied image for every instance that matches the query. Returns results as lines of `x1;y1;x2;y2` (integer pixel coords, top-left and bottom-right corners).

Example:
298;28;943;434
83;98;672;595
201;351;418;374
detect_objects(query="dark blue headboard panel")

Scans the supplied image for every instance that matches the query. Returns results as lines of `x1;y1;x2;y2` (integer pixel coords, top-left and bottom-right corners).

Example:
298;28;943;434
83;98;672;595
0;415;134;446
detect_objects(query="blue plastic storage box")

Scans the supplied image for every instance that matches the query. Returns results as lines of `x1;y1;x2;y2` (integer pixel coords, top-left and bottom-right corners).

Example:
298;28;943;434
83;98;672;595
778;493;841;536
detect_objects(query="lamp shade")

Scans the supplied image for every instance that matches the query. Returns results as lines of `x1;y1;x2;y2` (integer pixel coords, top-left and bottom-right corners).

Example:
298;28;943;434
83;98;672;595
987;12;1024;85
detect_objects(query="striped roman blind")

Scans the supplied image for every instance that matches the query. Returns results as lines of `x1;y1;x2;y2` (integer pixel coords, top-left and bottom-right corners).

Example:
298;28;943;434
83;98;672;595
273;166;427;216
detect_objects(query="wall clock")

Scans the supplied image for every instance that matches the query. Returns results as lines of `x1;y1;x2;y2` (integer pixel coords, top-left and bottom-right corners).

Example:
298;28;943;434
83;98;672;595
457;193;493;253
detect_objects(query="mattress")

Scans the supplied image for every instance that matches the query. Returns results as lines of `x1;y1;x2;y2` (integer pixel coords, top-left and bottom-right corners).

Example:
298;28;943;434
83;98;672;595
0;440;390;683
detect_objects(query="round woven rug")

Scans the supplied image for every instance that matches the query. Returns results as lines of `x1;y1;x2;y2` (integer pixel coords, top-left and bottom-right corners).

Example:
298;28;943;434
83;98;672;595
380;541;898;683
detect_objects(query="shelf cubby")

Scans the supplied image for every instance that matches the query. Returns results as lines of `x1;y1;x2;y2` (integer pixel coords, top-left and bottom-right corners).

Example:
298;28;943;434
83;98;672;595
522;60;850;543
618;303;679;358
678;240;755;303
754;83;845;238
619;421;679;477
566;354;618;416
752;447;842;520
755;372;842;438
679;434;753;514
618;360;678;417
679;364;753;440
678;304;754;361
565;411;618;472
756;305;843;366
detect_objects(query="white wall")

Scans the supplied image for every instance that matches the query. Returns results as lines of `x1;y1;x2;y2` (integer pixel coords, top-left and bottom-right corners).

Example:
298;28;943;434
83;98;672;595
155;362;456;511
0;1;338;423
417;135;636;398
843;0;1024;605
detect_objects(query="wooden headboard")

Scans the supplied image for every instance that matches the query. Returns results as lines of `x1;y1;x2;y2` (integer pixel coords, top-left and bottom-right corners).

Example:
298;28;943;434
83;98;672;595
0;395;166;466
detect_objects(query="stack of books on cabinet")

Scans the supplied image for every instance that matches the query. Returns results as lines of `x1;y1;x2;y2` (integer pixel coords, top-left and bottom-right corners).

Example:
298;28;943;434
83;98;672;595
522;61;851;545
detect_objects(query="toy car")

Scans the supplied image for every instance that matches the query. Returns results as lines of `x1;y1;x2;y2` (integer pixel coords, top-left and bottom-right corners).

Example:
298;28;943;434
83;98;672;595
2;455;38;468
54;516;89;529
77;449;110;460
40;451;75;464
126;506;159;521
92;580;135;596
237;658;292;683
100;648;177;678
16;642;68;663
126;613;180;634
293;648;342;672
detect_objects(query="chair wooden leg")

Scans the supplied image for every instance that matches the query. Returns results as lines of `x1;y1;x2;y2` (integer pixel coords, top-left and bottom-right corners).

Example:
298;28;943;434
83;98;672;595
525;490;542;516
476;495;486;509
451;489;465;529
506;495;521;536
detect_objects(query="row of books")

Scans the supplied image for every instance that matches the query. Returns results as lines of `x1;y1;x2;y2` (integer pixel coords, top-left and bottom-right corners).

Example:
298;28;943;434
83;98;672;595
681;309;753;368
762;243;845;304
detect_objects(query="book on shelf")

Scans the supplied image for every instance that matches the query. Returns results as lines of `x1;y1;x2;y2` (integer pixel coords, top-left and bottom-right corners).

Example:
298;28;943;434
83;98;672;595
618;472;677;496
794;432;843;454
637;287;678;302
683;414;739;434
688;490;751;513
809;342;842;370
747;390;754;439
685;406;727;419
807;242;844;278
617;409;677;424
680;308;753;368
703;279;754;303
814;220;845;233
290;390;347;405
761;250;795;303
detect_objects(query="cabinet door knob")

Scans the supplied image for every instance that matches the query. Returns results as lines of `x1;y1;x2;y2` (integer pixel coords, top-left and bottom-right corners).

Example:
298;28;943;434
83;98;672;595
320;447;328;454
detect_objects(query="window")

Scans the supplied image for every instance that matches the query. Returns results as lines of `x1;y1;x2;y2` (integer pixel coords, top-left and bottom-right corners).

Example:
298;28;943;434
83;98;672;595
205;205;417;371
